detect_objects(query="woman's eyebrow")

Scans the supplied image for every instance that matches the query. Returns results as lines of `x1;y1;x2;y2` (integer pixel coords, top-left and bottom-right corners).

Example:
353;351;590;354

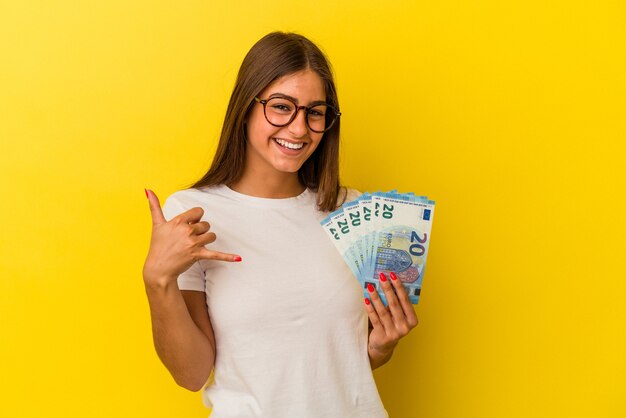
268;92;326;105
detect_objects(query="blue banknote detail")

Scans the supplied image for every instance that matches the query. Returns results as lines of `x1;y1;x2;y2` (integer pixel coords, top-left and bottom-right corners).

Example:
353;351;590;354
371;226;431;305
374;247;413;274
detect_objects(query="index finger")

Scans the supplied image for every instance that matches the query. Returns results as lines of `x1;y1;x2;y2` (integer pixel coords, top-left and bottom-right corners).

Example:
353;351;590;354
197;247;242;263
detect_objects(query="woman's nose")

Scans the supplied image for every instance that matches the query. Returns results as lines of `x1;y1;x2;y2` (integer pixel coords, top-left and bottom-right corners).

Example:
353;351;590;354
288;108;309;138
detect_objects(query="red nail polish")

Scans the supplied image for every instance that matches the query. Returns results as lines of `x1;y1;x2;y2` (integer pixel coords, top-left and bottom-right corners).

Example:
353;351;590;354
390;272;397;281
364;298;370;305
233;256;242;262
367;283;375;292
379;272;387;282
145;188;149;199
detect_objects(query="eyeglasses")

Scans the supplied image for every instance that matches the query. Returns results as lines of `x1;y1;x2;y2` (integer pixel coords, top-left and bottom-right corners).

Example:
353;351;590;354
254;96;341;133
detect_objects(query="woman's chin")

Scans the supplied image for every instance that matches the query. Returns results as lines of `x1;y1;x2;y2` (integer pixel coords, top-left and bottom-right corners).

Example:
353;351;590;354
273;164;302;174
269;158;306;174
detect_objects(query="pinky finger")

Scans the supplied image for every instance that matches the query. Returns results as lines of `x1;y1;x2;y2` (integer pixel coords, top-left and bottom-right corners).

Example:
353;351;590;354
364;298;384;331
197;248;242;262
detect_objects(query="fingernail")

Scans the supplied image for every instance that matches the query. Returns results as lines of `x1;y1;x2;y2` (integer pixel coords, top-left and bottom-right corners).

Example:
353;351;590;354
233;256;242;262
367;283;375;292
379;272;387;282
364;298;371;305
390;272;397;281
145;188;149;199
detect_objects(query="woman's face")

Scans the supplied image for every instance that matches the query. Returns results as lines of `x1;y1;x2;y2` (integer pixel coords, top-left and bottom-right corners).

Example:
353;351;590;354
245;69;326;177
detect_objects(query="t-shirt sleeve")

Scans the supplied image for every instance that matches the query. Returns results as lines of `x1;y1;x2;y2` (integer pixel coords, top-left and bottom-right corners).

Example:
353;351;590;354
161;194;206;292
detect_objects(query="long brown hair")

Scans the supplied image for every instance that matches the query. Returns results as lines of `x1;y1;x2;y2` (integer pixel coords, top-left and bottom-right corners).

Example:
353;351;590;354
187;31;346;211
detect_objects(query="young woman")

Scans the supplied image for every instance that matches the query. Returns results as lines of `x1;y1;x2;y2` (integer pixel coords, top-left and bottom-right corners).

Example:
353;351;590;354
143;31;418;417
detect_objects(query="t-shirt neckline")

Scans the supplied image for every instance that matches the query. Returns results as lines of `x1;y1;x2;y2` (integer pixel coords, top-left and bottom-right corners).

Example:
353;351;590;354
205;184;314;208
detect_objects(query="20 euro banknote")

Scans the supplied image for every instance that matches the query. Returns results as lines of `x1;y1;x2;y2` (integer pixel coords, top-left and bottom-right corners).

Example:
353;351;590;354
321;191;435;305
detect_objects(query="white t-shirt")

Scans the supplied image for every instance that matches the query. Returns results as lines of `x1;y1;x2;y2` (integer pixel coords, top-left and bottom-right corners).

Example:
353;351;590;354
162;184;388;418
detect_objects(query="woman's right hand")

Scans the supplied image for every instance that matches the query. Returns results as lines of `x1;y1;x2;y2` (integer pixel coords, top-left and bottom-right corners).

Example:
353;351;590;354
142;189;242;288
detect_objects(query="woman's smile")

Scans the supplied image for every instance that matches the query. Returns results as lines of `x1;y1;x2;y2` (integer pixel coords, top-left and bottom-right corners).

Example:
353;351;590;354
272;137;307;152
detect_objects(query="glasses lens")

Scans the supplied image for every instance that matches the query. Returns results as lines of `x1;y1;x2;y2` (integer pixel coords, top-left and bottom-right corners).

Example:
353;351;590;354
265;98;295;126
307;104;330;133
264;98;338;133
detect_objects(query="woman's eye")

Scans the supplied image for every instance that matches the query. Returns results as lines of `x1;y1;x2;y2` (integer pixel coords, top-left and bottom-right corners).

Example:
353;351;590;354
272;104;293;112
309;109;325;117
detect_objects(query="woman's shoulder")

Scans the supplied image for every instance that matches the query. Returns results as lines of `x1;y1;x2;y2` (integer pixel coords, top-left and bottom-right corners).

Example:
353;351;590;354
166;184;226;201
164;187;205;204
344;186;362;202
334;186;363;208
161;185;225;219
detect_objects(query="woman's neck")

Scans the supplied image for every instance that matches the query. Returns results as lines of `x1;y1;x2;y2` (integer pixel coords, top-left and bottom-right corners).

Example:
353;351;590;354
229;169;305;199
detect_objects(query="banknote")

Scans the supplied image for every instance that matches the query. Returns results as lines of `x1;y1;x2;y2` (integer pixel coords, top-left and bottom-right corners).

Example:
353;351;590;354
368;194;435;305
338;202;361;269
320;215;361;277
322;190;435;305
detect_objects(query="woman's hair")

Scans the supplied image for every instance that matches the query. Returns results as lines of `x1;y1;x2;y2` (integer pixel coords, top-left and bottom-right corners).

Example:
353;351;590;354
187;31;346;212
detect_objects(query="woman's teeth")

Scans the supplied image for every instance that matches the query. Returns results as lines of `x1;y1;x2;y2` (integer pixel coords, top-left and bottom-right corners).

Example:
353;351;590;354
274;138;304;150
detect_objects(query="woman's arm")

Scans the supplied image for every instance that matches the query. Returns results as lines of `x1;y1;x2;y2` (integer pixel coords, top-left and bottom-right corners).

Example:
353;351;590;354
143;189;239;391
144;281;215;391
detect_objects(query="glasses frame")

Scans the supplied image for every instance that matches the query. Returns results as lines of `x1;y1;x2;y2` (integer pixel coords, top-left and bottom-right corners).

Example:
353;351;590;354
254;96;341;133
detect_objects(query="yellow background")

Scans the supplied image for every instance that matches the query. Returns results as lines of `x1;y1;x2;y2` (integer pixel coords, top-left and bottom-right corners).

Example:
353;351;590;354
1;1;625;417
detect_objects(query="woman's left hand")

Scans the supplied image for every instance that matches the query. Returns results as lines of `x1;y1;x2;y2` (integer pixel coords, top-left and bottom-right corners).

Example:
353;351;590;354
365;271;419;368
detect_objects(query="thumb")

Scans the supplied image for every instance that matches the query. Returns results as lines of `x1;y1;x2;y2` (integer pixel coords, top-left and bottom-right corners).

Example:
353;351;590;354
145;188;167;225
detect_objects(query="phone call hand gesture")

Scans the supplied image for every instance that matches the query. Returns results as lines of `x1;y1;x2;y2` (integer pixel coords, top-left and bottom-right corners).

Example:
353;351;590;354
142;189;242;288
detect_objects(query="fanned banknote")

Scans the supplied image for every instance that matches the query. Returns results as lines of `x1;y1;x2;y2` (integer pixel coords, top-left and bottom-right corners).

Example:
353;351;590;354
321;191;435;305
